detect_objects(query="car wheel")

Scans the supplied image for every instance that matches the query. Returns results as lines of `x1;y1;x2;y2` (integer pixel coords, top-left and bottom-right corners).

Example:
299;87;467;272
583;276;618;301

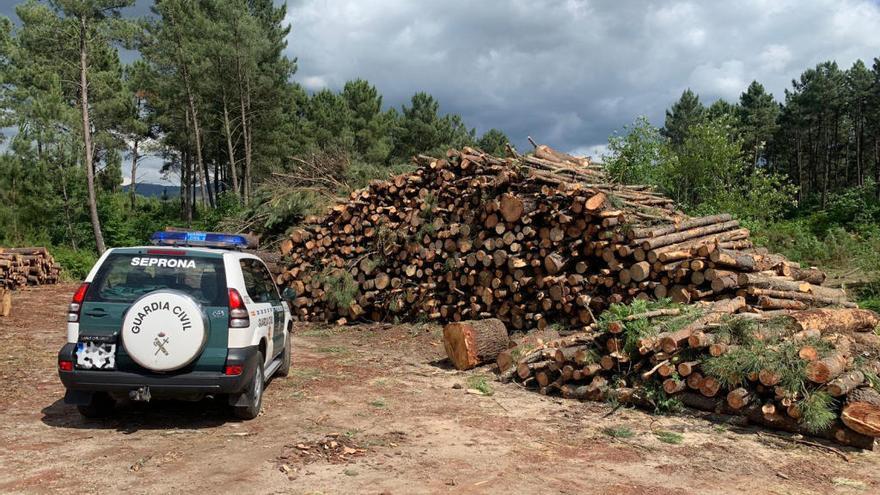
277;334;291;378
233;354;264;420
76;392;116;419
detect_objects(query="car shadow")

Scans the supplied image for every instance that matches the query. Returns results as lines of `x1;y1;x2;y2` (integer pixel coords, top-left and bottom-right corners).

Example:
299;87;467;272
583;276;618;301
40;396;236;433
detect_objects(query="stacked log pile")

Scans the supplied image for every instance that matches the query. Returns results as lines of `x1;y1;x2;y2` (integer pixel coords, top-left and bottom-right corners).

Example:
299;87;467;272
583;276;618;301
502;304;880;448
277;142;852;328
0;247;61;289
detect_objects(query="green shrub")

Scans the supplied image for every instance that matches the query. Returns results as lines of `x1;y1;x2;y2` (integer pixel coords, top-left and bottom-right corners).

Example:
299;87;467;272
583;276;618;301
52;246;98;281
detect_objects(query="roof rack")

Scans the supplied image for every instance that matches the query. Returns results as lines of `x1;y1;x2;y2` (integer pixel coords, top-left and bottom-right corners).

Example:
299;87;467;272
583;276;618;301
150;229;257;250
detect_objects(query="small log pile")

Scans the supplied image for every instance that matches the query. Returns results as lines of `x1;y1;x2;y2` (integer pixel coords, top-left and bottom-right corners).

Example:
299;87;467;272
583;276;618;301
277;142;851;327
502;304;880;448
0;247;61;289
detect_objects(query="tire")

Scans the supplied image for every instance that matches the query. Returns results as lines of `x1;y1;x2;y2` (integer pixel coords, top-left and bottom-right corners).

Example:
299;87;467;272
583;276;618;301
276;333;291;378
76;392;115;419
121;290;208;372
233;354;264;420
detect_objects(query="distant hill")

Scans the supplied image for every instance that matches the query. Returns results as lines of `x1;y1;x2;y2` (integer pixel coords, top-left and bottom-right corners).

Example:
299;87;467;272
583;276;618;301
123;183;180;198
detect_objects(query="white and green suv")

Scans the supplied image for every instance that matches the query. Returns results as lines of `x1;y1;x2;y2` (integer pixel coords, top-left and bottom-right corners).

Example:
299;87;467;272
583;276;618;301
58;231;293;420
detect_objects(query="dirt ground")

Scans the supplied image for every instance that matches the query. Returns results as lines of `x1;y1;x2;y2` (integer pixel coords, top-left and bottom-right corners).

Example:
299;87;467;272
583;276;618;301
1;285;879;494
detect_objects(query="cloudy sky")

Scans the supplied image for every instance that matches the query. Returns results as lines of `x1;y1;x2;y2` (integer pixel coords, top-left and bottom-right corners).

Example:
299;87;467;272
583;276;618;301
287;0;880;158
3;0;880;184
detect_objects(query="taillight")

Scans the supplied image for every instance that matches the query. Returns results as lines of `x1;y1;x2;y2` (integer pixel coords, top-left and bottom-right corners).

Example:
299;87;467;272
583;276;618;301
224;365;243;376
68;283;89;323
59;360;74;372
228;288;250;328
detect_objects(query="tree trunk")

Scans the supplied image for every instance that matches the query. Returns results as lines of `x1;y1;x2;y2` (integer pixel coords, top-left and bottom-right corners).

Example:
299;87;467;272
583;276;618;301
244;72;254;202
129;138;139;209
0;290;11;317
57;156;78;250
170;10;212;209
184;89;210;208
222;96;240;198
78;16;106;254
442;319;509;370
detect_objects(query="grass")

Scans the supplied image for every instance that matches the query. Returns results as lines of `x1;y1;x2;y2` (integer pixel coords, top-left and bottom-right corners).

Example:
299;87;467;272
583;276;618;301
466;375;494;396
316;346;348;354
299;327;333;338
368;398;387;408
654;431;683;445
601;426;635;439
831;478;867;490
291;367;321;380
642;381;684;414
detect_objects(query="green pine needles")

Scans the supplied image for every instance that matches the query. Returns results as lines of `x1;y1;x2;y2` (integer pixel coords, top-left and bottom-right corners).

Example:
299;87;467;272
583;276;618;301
799;391;837;433
318;268;358;309
598;299;704;355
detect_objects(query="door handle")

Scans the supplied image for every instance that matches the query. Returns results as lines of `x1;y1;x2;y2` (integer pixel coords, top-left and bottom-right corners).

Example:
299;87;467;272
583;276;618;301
84;309;108;317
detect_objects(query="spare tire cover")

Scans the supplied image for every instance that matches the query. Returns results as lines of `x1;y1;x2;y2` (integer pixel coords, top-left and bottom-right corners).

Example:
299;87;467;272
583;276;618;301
121;290;208;372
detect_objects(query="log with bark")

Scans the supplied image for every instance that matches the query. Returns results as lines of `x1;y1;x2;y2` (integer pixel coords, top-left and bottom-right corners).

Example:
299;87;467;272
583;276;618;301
443;319;510;370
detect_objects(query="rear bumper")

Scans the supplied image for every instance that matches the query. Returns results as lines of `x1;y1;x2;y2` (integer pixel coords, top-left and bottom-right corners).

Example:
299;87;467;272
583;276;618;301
57;344;260;397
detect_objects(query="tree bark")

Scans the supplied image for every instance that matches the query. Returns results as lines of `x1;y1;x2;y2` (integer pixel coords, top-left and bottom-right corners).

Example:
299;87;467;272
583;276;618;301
442;319;509;370
129;138;139;209
169;9;212;209
78;16;106;254
222;96;240;199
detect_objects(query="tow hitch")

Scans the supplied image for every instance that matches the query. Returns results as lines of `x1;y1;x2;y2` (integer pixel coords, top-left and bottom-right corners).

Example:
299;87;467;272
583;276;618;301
129;386;152;402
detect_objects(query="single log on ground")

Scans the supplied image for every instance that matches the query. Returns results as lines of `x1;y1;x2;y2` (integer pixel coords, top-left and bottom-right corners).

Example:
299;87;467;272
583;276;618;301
842;387;880;437
443;319;509;370
0;289;10;317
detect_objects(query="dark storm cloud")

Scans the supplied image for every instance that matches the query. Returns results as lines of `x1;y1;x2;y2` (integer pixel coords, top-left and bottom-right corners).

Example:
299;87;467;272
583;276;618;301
286;0;880;157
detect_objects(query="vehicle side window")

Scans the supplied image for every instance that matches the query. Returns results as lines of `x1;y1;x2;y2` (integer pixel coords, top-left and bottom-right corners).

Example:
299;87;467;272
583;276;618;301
257;263;280;303
239;259;278;303
240;260;268;303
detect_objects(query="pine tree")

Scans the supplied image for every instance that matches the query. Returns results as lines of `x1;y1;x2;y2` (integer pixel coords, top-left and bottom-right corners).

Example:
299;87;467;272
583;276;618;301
738;81;779;169
477;128;509;155
662;89;704;148
343;79;394;162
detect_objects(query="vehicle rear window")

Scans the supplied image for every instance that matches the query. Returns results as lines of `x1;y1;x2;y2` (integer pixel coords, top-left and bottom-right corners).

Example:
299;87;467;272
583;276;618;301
86;253;227;306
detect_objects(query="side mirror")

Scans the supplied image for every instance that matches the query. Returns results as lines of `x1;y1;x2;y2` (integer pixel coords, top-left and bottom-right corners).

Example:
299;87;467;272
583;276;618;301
281;287;297;300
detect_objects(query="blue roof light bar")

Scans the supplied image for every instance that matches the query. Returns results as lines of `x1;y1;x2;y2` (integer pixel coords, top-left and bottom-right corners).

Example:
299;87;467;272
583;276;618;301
150;230;252;249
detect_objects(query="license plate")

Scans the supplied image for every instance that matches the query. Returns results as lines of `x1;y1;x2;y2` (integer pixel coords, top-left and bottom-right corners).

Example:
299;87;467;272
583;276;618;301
76;342;116;370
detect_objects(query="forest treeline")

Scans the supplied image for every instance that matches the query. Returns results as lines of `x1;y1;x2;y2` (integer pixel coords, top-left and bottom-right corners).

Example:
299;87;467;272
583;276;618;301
603;60;880;310
0;1;878;303
0;0;506;256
